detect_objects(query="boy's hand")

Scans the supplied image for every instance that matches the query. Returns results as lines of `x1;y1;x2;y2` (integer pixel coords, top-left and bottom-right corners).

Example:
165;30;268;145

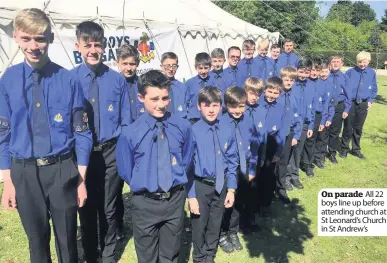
1;170;17;210
368;102;372;110
188;198;200;215
291;138;298;146
248;174;255;182
307;130;313;138
342;112;348;119
318;125;324;132
224;191;235;208
325;121;331;127
77;181;87;208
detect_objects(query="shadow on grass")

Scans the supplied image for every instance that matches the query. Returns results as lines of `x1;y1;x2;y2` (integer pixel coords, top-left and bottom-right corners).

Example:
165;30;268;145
363;128;387;144
374;95;387;105
243;198;313;263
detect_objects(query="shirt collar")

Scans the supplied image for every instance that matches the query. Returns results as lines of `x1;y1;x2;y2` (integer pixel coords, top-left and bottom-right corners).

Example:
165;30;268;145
126;74;138;84
355;66;368;74
144;111;170;130
24;59;52;79
81;63;106;79
197;75;210;84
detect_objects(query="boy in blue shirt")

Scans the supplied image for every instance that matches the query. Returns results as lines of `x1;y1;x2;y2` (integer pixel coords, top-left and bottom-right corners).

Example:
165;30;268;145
218;86;259;253
244;77;264;125
237;40;261;85
186;52;214;123
223;46;242;87
313;61;334;169
254;77;286;213
340;51;378;159
255;39;275;82
288;58;314;190
0;9;92;263
277;39;300;71
326;55;351;164
72;21;132;263
116;70;194;263
276;67;301;203
188;86;238;263
160;52;188;118
270;43;281;77
210;48;228;94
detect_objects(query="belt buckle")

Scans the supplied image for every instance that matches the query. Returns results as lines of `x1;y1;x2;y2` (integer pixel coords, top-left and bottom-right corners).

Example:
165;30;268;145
160;192;171;199
37;158;49;166
203;178;214;185
93;145;102;152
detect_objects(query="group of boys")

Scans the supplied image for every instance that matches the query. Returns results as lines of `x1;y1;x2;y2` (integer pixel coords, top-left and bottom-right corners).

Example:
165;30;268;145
0;8;378;263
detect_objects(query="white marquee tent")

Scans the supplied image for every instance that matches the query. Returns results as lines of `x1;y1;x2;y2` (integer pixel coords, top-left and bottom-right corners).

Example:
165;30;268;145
0;0;279;80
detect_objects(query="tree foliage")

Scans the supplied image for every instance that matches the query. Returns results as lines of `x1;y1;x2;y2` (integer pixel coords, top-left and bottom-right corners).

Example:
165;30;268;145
351;1;376;26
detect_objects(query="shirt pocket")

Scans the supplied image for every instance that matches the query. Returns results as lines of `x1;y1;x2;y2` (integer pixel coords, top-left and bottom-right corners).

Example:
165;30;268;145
49;107;70;130
106;100;120;122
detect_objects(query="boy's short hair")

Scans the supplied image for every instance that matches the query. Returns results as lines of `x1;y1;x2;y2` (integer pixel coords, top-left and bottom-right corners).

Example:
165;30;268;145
116;44;139;64
198;86;222;105
195;52;211;66
270;43;281;50
280;66;297;80
329;55;343;63
14;8;51;34
356;51;371;62
311;58;322;70
321;59;329;69
161;52;179;64
284;38;294;45
244;77;263;94
139;70;171;96
258;39;269;50
242;40;256;50
211;48;225;59
297;57;313;70
227;46;241;56
76;21;104;43
265;77;283;92
224;86;247;106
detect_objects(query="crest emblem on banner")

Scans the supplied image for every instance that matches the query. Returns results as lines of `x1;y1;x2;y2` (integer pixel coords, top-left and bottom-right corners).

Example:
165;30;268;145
138;32;155;63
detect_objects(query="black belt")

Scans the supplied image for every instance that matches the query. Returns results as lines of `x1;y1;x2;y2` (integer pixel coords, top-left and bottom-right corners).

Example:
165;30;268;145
12;152;73;167
352;99;367;103
316;111;322;114
195;176;216;187
93;138;117;152
134;185;184;200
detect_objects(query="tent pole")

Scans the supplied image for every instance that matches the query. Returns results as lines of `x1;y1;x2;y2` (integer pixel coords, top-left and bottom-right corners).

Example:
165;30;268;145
177;28;193;78
203;27;210;54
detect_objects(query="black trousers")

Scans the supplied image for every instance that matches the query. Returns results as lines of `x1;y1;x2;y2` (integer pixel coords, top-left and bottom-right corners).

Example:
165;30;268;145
191;180;227;262
115;179;125;231
328;101;345;155
289;123;308;180
131;187;186;263
341;101;368;153
257;135;277;207
314;126;329;163
79;143;121;263
276;130;294;191
11;157;79;263
302;112;322;168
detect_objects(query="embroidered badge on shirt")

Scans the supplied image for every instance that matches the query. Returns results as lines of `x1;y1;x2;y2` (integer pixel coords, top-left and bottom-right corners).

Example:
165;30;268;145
258;122;263;128
108;104;113;112
172;156;177;166
272;125;277;131
83;112;88;123
248;145;250;150
369;85;372;89
76;125;82;132
319;97;322;102
224;142;228;150
178;105;183;111
294;113;298;117
140;107;145;113
54;113;63;122
269;72;273;76
217;150;221;155
309;104;312;108
327;92;330;97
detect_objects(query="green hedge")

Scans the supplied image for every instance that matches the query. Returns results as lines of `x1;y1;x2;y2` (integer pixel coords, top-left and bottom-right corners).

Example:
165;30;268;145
296;50;387;69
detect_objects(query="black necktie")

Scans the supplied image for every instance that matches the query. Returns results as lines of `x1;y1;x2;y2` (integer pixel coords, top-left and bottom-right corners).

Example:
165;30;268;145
273;60;277;76
89;72;100;143
211;126;224;194
232;69;237;85
333;74;339;106
200;79;206;89
285;93;290;112
167;82;175;113
128;81;138;121
156;121;173;192
246;59;252;77
262;58;267;80
32;70;51;157
356;71;363;104
234;120;247;176
286;54;290;66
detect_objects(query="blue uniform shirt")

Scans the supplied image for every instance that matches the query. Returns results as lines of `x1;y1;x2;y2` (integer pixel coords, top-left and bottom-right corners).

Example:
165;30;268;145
220;113;260;177
254;56;275;82
71;63;132;144
0;61;93;168
292;79;316;130
116;112;194;193
170;78;188;119
185;75;215;120
277;52;299;71
328;70;351;117
209;70;229;94
236;58;261;85
309;77;325;114
253;99;285;160
188;118;238;198
126;75;145;120
345;66;378;103
223;66;239;87
277;89;302;140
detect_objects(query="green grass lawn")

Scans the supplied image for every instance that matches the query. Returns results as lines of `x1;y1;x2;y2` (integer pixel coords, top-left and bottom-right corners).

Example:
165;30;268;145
1;76;387;263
